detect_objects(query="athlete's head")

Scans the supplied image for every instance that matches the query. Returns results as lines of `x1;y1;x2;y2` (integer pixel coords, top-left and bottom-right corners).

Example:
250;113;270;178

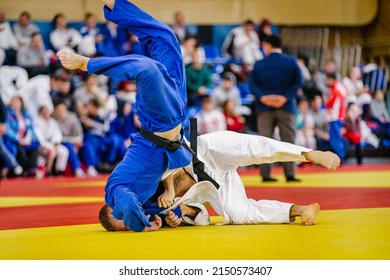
99;204;128;231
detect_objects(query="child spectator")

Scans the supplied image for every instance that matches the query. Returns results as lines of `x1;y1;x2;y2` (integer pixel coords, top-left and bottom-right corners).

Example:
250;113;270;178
295;98;316;149
195;97;226;135
4;96;40;177
309;95;331;151
34;105;69;176
343;103;363;164
50;13;82;52
369;89;390;137
12;11;40;48
222;100;245;133
53;102;86;177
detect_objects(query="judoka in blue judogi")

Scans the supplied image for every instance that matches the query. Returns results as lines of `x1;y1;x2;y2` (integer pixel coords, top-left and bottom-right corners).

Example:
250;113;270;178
59;0;192;232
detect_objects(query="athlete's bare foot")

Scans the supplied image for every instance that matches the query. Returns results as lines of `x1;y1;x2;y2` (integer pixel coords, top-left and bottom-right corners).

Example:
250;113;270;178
290;203;320;226
57;50;89;71
101;0;115;10
302;150;340;171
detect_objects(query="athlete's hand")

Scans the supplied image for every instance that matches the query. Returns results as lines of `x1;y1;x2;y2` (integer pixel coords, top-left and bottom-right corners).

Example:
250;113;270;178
157;189;175;208
165;211;181;228
142;215;162;232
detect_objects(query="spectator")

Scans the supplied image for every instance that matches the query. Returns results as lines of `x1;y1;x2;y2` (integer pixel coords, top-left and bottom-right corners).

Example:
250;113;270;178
171;11;191;44
53;102;86;177
180;35;205;66
116;80;137;105
34;105;69;176
195;97;226;135
222;99;245;133
17;32;52;78
369;89;390;137
51;71;76;113
342;66;372;117
249;34;303;182
80;99;122;176
12;11;40;48
221;19;263;68
295;98;316;149
0;65;29;104
74;74;115;117
185;51;213;106
211;72;249;115
313;58;341;100
3;96;40;177
110;99;140;159
78;13;101;57
0;9;18;65
0;96;23;178
309;95;331;151
96;21;129;57
325;72;348;161
50;13;82;52
257;18;273;47
343;103;363;164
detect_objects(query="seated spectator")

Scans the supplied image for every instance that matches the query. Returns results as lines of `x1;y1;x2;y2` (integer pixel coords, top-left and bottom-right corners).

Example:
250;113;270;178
185;51;213;106
96;21;129;57
3;96;40;177
50;13;82;52
12;11;40;48
78;13;101;57
116;80;137;105
313;59;341;100
221;19;263;68
80;99;122;176
295;98;316;149
257;18;273;48
53;102;86;177
17;32;53;78
110;99;140;159
170;11;191;44
309;95;331;151
369;89;390;137
211;72;249;115
50;73;76;113
195;97;226;135
222;99;245;133
34;105;69;176
0;9;18;65
1;96;23;178
342;66;371;117
74;74;115;117
0;65;29;104
180;35;205;66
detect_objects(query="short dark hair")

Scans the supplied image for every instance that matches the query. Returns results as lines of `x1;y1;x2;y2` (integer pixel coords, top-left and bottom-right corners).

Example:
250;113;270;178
88;98;100;109
99;204;116;231
326;72;338;80
243;19;255;26
263;35;282;49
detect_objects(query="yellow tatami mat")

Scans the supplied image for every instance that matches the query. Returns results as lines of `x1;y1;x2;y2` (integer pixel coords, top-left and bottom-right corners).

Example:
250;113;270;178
1;208;389;260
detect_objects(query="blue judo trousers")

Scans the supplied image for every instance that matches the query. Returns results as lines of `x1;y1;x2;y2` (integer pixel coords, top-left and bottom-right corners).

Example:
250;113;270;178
88;0;192;232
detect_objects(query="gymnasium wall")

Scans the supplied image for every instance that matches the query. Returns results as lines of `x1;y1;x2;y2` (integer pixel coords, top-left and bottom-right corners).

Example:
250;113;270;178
2;0;378;26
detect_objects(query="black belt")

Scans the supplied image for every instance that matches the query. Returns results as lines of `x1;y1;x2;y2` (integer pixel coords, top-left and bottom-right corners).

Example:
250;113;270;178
139;127;183;152
139;121;220;189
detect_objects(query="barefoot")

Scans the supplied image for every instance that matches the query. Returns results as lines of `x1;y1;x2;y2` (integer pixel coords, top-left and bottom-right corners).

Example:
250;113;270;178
57;50;89;71
302;150;340;171
300;203;320;226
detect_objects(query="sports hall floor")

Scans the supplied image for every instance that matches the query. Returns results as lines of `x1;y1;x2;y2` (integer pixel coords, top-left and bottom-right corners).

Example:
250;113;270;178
0;162;389;260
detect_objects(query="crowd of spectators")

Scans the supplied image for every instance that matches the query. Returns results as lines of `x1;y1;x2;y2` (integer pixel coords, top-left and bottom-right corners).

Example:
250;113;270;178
1;9;389;179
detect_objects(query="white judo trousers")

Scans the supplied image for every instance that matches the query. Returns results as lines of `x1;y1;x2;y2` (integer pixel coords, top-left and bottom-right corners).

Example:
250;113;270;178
164;131;312;225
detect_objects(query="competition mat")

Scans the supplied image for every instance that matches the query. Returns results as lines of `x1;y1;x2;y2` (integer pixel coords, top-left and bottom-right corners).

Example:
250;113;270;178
0;163;389;260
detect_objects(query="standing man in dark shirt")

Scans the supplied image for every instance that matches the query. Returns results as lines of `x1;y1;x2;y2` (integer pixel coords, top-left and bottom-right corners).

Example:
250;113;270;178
249;35;303;182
